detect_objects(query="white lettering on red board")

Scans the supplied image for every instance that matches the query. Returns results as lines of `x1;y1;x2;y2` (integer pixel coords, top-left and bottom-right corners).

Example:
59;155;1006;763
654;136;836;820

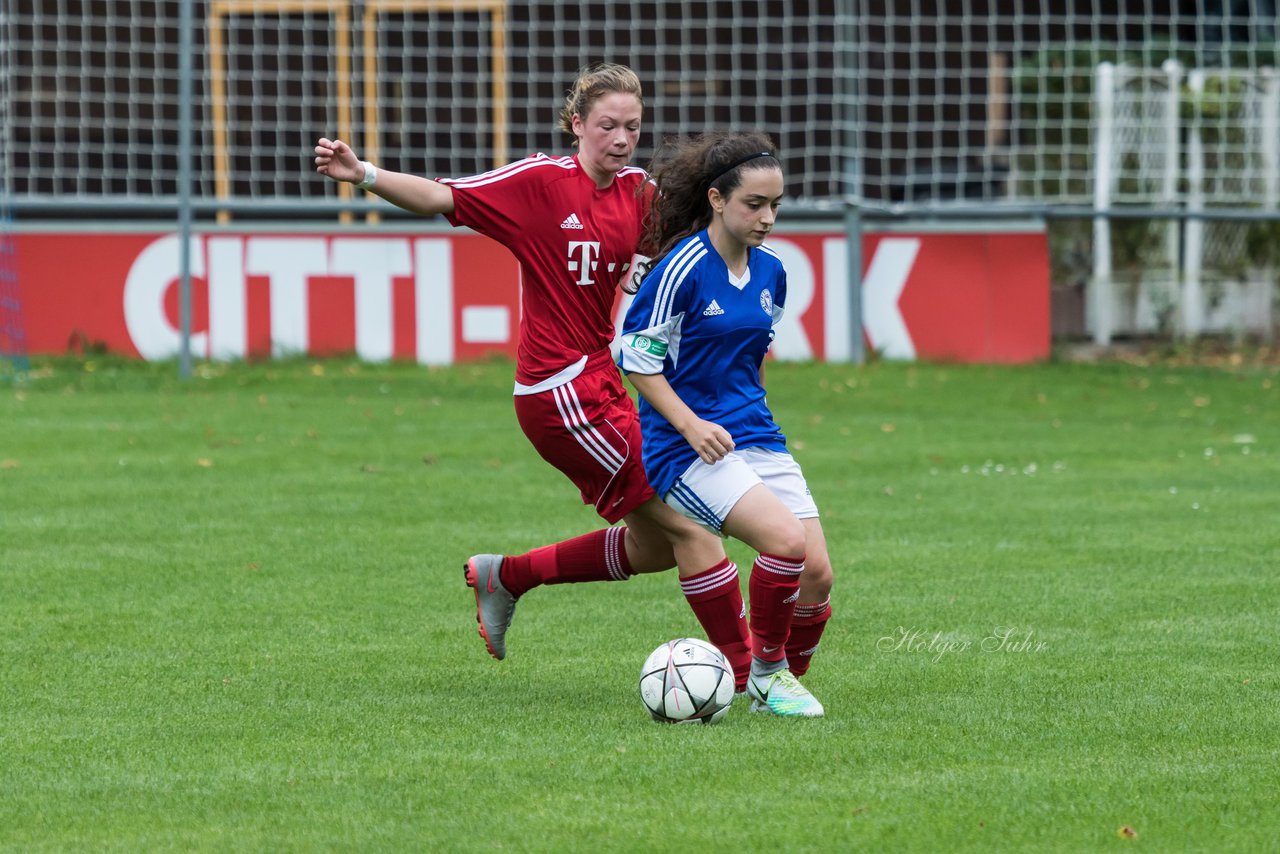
123;235;919;364
124;234;207;361
861;238;919;360
123;235;468;364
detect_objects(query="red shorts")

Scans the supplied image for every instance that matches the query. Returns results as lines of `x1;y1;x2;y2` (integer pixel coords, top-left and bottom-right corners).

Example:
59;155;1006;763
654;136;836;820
513;349;656;524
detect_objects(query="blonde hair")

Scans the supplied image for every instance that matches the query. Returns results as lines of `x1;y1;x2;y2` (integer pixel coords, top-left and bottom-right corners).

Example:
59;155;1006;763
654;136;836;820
558;63;644;145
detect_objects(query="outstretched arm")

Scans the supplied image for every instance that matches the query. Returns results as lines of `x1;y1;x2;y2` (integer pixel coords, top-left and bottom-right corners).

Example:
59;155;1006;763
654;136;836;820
314;137;455;217
627;372;735;465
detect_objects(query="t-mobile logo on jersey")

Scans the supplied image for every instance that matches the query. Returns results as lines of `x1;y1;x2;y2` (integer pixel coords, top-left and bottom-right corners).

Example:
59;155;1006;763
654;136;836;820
568;241;631;287
567;240;601;285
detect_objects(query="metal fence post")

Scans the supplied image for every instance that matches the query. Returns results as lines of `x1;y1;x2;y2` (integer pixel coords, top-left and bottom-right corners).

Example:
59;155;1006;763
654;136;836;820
178;0;194;379
840;0;865;364
1092;61;1116;346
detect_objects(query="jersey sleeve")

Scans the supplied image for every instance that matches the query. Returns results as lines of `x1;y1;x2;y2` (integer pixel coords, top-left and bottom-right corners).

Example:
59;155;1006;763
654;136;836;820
617;250;698;375
439;155;548;244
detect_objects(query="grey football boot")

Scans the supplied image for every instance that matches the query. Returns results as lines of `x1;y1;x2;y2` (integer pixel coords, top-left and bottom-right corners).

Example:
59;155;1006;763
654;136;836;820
463;554;517;660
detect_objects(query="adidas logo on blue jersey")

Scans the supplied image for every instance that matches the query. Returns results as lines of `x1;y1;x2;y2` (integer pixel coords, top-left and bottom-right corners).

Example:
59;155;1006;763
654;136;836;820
560;212;584;230
702;299;725;316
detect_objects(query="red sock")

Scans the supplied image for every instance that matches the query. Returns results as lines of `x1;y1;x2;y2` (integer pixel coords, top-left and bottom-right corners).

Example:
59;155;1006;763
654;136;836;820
748;553;804;664
499;527;631;598
680;558;751;690
787;597;831;677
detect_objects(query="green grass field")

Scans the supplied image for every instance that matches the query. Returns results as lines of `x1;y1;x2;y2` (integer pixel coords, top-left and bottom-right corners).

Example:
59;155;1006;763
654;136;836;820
2;354;1278;852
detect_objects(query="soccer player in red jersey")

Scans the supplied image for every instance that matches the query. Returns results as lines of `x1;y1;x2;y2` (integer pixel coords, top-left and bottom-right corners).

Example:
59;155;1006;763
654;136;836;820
314;64;751;688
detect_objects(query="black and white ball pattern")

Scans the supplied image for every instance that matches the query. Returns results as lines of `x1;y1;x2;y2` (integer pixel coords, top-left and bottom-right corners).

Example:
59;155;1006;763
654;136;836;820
639;638;735;724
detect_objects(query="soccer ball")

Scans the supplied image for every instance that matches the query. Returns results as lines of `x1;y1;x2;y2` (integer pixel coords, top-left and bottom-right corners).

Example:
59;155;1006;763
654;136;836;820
638;638;735;724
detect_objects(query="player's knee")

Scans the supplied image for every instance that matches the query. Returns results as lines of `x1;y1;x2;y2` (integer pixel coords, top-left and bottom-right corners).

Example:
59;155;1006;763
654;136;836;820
801;555;833;599
765;518;807;561
622;526;676;574
655;506;710;544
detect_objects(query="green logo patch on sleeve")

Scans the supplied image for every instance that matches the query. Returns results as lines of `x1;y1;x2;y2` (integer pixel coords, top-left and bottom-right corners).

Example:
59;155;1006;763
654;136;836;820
627;335;667;357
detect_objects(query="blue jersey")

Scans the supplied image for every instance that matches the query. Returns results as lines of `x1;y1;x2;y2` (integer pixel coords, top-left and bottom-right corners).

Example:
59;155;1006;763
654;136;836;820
617;230;789;497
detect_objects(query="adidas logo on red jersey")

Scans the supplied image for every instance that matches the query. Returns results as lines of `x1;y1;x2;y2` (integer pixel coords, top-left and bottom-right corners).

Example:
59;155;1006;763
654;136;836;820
560;212;585;230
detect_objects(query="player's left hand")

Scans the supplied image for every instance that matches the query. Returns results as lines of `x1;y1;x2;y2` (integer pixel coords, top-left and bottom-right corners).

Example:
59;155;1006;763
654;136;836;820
682;419;735;465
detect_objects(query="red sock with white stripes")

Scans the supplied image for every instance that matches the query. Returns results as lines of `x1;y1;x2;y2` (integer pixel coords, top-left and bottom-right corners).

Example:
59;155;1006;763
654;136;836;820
748;552;805;665
498;527;631;598
680;558;751;691
786;597;832;677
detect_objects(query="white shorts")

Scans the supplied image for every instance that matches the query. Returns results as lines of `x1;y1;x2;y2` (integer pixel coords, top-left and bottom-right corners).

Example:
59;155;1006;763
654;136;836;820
664;446;819;535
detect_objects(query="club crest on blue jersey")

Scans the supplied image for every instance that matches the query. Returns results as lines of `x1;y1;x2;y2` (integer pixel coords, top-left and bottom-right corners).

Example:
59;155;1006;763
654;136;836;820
760;289;773;315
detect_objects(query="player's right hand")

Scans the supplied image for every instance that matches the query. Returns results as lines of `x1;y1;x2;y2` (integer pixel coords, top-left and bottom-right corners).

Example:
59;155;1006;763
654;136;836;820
682;419;735;465
314;137;363;184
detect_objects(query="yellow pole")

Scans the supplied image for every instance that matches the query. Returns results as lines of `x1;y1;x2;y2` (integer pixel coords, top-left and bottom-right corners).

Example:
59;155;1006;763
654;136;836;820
491;4;507;168
335;4;353;224
209;3;230;224
211;0;354;224
212;0;508;225
364;0;510;173
363;6;382;224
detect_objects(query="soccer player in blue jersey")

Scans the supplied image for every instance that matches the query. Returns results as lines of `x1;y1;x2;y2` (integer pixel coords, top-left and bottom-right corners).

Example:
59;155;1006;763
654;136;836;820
617;132;833;717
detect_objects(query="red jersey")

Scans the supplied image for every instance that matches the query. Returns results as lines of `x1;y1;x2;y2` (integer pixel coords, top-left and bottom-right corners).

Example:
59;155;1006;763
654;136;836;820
442;154;651;385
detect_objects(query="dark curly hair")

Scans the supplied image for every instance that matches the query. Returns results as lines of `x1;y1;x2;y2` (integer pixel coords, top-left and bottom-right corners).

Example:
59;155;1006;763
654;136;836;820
629;131;779;293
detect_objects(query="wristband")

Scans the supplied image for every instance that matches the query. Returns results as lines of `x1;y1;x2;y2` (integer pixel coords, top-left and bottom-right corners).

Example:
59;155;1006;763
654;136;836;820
356;161;377;189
